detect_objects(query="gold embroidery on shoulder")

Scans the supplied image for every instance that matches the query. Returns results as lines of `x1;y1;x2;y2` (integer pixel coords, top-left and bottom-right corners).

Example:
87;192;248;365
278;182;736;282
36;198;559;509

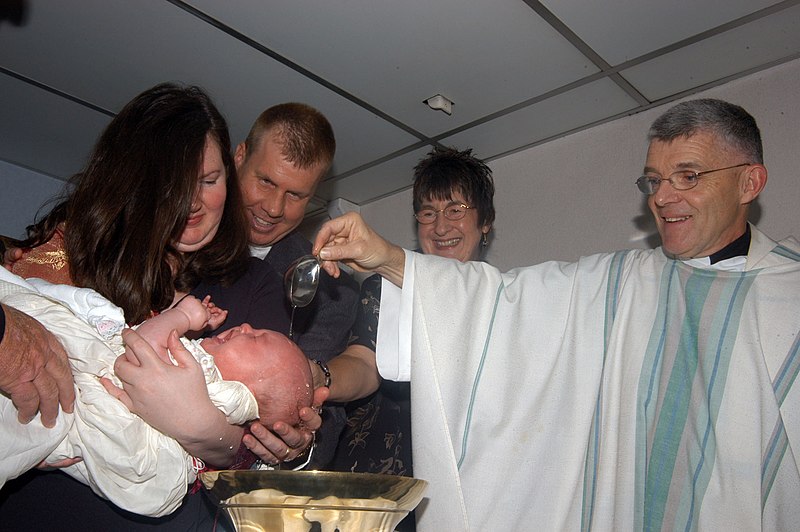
23;249;68;271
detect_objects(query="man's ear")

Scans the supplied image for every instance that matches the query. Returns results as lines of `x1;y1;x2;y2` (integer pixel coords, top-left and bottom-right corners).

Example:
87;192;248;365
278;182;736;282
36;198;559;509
741;163;767;204
234;142;247;169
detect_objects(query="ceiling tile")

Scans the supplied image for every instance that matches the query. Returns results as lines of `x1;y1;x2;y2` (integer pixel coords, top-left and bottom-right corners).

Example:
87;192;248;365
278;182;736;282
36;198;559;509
440;78;640;160
541;0;783;65
0;0;417;179
620;5;800;100
186;0;598;136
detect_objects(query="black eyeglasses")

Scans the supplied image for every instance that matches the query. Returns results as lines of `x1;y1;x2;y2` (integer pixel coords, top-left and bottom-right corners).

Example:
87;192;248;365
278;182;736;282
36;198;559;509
635;163;750;195
414;203;474;224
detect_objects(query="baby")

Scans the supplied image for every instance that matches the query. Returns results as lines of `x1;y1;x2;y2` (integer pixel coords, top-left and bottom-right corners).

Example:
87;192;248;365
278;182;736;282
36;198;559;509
0;269;311;517
133;294;313;428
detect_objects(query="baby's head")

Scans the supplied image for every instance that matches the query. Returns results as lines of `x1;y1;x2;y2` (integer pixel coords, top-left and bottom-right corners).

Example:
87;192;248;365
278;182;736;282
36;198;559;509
200;324;313;427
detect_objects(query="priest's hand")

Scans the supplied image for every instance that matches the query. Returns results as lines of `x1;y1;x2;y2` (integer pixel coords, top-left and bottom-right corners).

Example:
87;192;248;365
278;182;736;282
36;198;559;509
313;212;406;287
0;303;74;427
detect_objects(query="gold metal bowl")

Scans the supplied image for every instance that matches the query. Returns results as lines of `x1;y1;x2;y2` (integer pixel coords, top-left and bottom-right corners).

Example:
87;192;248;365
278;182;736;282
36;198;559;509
200;470;427;531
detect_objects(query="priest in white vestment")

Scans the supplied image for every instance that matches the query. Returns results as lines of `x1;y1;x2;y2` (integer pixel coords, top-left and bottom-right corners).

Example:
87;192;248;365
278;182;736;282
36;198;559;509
313;99;800;531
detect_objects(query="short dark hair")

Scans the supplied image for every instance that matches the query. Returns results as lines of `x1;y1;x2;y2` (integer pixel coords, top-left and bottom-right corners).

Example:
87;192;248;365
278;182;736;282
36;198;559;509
412;146;496;228
244;102;336;172
648;98;763;164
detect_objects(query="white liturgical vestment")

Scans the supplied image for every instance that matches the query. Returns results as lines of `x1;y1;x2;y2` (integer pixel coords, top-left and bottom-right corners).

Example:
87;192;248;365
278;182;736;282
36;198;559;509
377;225;800;531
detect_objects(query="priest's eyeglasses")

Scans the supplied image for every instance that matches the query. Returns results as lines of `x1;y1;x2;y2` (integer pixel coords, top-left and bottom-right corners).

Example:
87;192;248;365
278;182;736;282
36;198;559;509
414;203;474;224
635;163;750;195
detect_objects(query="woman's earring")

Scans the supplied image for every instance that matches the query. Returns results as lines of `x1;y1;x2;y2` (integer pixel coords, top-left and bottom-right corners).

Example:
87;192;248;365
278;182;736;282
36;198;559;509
481;232;489;248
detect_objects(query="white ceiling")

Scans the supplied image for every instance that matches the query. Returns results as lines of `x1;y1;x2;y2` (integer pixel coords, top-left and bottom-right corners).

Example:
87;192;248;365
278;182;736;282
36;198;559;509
2;0;800;218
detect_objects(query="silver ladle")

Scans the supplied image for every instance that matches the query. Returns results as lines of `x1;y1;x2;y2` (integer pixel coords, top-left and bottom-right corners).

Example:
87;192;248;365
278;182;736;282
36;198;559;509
283;255;321;340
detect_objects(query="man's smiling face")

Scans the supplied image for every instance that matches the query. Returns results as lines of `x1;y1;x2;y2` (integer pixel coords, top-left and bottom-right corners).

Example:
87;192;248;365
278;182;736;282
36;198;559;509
645;131;755;259
235;129;325;246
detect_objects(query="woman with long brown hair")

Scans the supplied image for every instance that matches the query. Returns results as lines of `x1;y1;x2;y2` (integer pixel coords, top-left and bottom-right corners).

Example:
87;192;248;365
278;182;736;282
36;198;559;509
1;82;321;530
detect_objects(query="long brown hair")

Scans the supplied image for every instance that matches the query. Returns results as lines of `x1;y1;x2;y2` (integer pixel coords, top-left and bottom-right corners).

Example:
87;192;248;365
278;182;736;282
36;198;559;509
20;83;249;323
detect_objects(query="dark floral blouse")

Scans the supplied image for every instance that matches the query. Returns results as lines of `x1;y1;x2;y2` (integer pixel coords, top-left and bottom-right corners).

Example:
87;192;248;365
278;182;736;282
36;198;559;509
330;274;416;529
331;274;413;480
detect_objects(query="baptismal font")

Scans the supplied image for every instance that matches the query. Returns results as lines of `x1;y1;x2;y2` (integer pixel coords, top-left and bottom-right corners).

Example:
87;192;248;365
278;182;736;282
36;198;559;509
201;470;427;532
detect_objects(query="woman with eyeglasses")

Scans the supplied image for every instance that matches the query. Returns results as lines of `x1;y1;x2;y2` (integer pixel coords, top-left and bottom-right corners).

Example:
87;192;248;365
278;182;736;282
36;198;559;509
308;146;494;530
410;152;494;263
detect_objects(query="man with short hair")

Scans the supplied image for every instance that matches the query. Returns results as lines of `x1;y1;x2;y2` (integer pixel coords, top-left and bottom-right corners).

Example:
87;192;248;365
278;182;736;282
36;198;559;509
313;99;800;530
235;103;358;467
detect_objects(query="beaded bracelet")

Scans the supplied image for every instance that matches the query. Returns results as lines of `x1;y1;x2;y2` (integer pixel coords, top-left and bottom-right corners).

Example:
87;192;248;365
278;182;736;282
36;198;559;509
313;359;332;388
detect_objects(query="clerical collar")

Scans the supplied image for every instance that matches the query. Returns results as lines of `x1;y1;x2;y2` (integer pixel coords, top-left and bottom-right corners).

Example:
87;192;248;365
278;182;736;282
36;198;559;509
709;224;751;264
681;225;751;271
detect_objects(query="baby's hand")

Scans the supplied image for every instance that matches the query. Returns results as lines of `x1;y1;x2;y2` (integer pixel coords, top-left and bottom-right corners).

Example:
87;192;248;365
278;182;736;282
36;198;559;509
201;295;227;331
174;295;212;331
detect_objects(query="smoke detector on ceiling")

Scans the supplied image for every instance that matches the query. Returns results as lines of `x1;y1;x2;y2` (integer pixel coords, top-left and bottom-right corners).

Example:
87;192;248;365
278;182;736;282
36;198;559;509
423;94;453;115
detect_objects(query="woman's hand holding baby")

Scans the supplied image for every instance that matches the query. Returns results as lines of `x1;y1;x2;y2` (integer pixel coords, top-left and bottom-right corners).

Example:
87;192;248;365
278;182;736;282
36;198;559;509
112;328;241;466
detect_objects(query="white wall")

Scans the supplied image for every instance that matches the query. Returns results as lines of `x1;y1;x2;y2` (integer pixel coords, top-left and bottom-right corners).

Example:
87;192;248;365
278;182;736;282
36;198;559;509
360;58;800;272
0;161;65;239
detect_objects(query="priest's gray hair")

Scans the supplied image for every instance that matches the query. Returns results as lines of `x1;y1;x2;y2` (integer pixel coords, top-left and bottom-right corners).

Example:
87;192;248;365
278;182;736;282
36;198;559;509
648;98;763;164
